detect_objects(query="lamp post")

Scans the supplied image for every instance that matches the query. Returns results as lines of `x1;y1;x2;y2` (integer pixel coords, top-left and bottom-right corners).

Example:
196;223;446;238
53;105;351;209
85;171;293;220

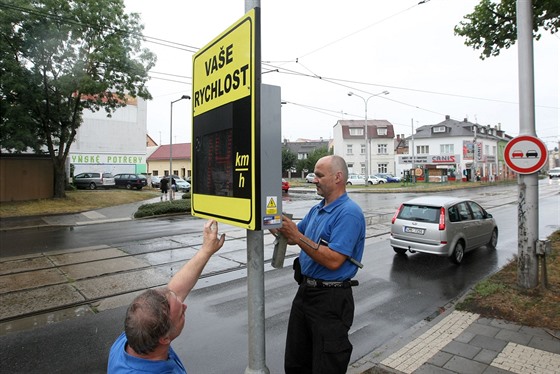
170;95;191;200
347;90;389;176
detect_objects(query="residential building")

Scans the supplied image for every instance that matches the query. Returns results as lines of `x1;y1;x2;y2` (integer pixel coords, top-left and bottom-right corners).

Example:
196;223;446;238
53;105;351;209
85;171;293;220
147;143;192;180
282;138;333;177
332;119;395;176
396;115;513;182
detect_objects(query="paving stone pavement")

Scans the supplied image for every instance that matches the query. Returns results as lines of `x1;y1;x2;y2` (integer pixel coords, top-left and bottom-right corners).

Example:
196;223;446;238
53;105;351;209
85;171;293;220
351;308;560;374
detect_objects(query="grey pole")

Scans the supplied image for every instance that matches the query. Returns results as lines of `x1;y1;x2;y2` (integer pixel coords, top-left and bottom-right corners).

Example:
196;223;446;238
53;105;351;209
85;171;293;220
170;95;190;199
516;0;539;288
411;118;415;183
347;91;389;176
244;1;269;373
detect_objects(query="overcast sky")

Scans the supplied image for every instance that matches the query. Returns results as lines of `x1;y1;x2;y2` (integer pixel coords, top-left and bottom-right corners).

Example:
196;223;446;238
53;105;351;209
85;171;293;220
124;0;559;150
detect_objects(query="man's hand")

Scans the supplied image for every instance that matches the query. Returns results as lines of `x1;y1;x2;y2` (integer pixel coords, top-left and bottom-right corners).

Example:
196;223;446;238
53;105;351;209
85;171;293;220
202;219;226;255
277;215;299;245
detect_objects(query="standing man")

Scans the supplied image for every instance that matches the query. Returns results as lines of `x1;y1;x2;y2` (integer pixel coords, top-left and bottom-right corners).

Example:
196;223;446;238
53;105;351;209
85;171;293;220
160;177;169;201
274;155;366;373
108;219;225;373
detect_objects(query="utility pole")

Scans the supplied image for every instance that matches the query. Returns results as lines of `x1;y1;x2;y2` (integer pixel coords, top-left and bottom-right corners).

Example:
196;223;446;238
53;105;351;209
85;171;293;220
516;0;539;288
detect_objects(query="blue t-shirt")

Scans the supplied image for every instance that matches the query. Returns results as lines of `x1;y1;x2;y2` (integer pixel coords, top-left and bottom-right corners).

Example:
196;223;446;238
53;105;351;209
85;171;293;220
297;193;365;281
107;332;187;374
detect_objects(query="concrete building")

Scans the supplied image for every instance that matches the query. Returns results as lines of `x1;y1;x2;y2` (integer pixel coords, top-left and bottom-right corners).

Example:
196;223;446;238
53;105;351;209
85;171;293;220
333;119;396;176
69;97;148;176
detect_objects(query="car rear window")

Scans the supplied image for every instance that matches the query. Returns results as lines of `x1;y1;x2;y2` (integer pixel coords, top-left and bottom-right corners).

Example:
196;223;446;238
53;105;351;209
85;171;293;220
398;205;439;223
102;173;113;178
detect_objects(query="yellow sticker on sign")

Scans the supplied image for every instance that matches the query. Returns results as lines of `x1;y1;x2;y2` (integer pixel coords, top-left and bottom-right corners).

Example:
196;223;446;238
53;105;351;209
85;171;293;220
266;196;277;215
192;11;254;117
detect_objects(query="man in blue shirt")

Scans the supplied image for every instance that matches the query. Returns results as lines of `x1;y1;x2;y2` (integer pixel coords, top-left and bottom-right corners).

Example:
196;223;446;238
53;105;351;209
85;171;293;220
108;219;225;373
274;155;366;374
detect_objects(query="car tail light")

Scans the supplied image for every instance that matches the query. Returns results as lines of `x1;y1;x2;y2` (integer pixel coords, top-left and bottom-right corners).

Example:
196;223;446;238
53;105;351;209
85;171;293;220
391;204;403;224
439;207;446;230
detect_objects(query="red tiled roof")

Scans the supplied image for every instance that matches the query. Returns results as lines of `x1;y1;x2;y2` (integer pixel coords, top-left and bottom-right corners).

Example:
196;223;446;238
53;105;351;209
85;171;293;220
147;143;191;161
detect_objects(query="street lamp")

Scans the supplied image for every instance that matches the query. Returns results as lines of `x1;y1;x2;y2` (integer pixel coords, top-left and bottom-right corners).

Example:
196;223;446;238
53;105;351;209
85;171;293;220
170;95;191;200
347;90;389;176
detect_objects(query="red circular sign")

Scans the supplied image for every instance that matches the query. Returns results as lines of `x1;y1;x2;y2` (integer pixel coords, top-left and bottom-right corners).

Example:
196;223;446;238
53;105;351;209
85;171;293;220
504;135;548;174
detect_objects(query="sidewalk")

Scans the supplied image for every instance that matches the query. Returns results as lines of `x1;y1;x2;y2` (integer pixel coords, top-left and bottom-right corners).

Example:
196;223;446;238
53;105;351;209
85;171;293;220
1;194;559;374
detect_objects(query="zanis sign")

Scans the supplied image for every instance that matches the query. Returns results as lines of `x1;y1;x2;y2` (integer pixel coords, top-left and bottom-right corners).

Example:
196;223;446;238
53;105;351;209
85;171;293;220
431;155;456;163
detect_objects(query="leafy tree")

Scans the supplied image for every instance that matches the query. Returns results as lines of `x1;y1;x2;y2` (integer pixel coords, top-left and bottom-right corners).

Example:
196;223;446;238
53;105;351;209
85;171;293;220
282;147;297;174
293;146;332;175
454;0;559;59
0;0;156;197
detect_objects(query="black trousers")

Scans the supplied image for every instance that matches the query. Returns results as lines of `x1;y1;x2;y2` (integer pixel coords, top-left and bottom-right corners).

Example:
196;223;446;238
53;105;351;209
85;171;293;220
285;283;354;374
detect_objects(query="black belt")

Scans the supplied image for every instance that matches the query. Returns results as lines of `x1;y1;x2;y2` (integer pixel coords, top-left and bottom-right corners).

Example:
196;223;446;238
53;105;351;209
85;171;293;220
302;276;359;288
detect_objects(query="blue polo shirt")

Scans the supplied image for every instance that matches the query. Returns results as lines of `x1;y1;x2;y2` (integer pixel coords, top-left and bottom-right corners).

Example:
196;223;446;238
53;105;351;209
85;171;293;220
108;332;187;374
297;193;365;281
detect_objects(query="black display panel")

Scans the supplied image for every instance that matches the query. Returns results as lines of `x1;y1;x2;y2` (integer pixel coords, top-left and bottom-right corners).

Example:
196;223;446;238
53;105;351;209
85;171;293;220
193;96;252;199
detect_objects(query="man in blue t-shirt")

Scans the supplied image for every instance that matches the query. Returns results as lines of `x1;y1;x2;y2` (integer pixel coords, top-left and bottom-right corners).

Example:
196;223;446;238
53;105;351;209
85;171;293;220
108;220;225;373
273;155;366;374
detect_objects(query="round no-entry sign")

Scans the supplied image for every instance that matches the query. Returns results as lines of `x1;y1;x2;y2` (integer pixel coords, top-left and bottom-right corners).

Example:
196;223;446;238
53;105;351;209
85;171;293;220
504;135;548;174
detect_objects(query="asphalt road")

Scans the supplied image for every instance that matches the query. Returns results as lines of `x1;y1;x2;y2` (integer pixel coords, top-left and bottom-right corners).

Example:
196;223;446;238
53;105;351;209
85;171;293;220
1;181;558;373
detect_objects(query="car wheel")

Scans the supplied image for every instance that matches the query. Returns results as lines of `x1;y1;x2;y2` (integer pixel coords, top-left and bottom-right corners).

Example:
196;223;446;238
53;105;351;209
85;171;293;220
488;228;498;249
393;247;407;255
137;186;143;190
126;183;132;190
346;182;351;185
450;241;465;264
379;181;384;184
368;181;373;185
89;182;96;190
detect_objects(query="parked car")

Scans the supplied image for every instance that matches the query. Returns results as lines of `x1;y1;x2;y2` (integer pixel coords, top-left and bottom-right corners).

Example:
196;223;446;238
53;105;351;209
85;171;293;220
72;172;115;190
547;167;560;179
113;173;148;190
376;173;400;183
367;175;387;185
390;196;498;264
305;173;316;183
151;176;161;188
282;178;290;192
346;174;366;186
172;176;191;192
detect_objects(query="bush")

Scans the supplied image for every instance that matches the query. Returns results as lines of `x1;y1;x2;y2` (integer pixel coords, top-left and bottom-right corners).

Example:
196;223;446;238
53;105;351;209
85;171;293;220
134;198;191;218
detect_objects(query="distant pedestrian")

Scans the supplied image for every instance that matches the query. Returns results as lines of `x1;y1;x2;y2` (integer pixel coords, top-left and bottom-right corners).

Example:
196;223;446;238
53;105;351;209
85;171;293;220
107;219;225;373
170;177;177;200
160;177;169;201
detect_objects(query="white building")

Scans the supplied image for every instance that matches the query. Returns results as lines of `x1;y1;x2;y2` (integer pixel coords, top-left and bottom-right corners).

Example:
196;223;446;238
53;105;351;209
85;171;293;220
397;115;511;182
69;97;148;176
333;119;396;176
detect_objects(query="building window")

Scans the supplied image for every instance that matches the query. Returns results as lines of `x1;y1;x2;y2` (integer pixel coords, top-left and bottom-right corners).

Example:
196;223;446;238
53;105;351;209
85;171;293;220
485;145;489;155
378;144;388;154
433;126;446;133
377;127;387;136
377;163;388;173
492;146;496;156
440;144;454;154
346;144;353;155
361;144;366;155
349;128;364;136
361;163;366;175
153;170;159;176
298;152;308;160
416;145;429;154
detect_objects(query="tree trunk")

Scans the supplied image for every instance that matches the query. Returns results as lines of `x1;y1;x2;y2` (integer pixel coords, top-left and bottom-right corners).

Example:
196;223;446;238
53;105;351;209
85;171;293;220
53;156;67;198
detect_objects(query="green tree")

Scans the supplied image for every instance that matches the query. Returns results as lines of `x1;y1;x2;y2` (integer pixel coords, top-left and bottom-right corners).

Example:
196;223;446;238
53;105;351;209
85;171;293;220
454;0;559;59
0;0;156;197
282;147;297;174
298;146;333;173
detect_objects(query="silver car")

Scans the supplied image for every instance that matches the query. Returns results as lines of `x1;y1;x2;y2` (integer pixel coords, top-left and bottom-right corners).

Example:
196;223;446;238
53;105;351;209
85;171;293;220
73;172;115;190
390;196;498;264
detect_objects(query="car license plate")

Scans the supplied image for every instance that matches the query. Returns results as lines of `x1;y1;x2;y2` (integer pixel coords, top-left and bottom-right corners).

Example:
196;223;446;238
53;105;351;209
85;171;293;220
404;226;425;235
